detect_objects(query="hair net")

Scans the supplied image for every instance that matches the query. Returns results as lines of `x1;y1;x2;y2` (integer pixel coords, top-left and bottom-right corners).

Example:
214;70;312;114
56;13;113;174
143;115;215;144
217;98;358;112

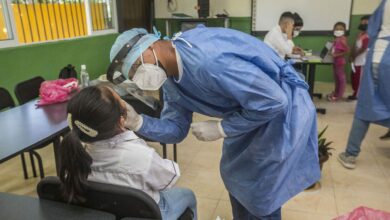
109;28;161;79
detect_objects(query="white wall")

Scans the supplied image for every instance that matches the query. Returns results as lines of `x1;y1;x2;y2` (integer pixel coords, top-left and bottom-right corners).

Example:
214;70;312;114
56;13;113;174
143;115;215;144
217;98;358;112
154;0;251;18
352;0;382;14
154;0;382;18
210;0;251;17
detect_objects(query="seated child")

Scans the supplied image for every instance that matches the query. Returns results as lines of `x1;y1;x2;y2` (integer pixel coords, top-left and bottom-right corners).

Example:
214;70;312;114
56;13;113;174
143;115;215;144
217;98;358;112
328;21;350;102
60;85;197;220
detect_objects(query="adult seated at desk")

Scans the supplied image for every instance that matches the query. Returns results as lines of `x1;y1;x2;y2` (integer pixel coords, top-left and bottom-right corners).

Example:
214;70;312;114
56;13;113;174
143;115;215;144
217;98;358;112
264;12;304;59
60;85;197;220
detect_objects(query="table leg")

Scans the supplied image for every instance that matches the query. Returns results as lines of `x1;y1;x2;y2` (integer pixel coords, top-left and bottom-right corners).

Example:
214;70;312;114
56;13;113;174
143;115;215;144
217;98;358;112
53;136;61;176
308;64;326;114
308;64;315;98
173;144;177;162
161;143;167;159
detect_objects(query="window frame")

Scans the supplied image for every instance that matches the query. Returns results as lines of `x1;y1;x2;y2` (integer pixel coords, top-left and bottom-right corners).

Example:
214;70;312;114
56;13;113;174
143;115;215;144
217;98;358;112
0;0;118;49
0;0;19;48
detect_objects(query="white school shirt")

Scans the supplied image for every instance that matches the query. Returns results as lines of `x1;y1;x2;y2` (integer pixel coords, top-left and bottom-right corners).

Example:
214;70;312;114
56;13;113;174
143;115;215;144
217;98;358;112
373;0;390;63
264;25;295;59
354;34;369;66
86;130;180;203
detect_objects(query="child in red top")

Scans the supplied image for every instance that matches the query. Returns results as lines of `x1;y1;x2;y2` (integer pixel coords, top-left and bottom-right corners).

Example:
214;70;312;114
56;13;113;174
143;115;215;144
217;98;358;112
348;15;370;100
328;22;350;102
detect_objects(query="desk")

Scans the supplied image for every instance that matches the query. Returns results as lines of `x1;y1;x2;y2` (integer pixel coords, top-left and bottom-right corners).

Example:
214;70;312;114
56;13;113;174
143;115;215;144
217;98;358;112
0;100;69;174
0;192;115;220
294;59;332;114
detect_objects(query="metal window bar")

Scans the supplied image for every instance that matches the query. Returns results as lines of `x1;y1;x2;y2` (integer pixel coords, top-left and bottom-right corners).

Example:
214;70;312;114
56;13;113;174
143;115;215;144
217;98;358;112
102;0;107;29
70;0;80;36
42;0;53;40
77;0;85;35
91;0;97;30
30;0;42;41
62;0;70;38
23;0;34;42
67;0;76;36
49;0;60;39
15;1;26;42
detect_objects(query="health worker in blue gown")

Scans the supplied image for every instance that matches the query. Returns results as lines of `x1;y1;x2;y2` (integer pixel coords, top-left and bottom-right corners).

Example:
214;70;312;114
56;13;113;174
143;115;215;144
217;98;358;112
108;26;321;219
338;0;390;170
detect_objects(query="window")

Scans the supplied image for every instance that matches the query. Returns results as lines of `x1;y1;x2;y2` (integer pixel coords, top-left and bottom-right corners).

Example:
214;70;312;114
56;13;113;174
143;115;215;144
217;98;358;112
0;0;13;41
89;0;113;31
0;0;116;47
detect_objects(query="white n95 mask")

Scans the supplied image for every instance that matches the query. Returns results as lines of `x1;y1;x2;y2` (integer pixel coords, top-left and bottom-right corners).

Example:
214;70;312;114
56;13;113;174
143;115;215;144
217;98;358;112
334;30;345;37
132;49;167;91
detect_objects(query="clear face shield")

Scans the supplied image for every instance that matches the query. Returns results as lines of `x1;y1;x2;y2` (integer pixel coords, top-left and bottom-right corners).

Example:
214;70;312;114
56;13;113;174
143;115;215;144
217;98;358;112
106;34;160;111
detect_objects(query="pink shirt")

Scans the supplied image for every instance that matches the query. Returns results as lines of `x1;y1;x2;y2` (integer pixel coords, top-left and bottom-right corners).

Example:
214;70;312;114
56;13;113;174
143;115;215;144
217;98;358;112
332;36;349;66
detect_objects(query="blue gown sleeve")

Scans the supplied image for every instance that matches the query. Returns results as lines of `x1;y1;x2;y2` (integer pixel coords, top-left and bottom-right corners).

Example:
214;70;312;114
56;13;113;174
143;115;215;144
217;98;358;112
209;56;288;137
136;91;193;144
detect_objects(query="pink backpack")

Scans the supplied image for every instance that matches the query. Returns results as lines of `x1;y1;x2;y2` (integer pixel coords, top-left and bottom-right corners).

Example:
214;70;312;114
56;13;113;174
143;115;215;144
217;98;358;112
37;78;79;106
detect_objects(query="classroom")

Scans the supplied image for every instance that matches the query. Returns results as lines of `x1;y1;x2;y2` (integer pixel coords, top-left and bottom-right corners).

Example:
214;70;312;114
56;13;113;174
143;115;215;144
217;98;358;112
0;0;389;219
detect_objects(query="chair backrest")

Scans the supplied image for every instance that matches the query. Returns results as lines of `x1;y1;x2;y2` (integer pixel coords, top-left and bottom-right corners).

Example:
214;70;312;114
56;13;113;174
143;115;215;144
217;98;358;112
37;176;162;220
0;87;15;110
14;76;45;105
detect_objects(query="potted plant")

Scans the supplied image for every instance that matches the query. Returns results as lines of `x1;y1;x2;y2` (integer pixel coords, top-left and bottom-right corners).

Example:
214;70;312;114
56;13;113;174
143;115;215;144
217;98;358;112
318;125;334;169
306;126;333;190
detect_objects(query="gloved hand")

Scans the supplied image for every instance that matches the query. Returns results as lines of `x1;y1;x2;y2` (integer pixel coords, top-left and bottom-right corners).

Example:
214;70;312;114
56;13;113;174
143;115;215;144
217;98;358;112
191;120;227;142
123;102;143;131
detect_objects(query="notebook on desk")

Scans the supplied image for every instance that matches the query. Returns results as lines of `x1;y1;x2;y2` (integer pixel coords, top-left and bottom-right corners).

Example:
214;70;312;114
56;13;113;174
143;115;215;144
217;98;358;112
303;41;333;63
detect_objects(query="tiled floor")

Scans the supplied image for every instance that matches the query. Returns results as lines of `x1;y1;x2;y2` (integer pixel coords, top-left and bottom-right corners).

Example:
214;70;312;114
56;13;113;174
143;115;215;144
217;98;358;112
1;82;390;220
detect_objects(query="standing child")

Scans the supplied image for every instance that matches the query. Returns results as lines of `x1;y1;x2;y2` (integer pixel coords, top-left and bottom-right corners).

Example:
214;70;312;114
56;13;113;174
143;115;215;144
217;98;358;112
348;15;370;100
328;22;350;102
60;85;197;220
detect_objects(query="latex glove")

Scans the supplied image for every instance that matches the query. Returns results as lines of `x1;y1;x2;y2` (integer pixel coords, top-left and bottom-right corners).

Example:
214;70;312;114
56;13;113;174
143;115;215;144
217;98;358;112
123;102;143;131
191;120;227;142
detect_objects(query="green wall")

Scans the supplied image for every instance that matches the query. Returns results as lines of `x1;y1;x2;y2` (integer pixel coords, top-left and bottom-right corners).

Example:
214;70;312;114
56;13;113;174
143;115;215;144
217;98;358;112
155;15;366;82
0;14;366;101
0;34;118;101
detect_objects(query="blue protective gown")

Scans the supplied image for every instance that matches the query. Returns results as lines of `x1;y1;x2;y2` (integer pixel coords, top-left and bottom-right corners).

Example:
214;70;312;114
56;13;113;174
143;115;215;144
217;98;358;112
355;0;390;127
137;26;320;216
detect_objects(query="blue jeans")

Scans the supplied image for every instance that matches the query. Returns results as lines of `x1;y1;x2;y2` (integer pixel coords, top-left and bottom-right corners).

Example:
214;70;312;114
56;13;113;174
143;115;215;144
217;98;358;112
158;187;197;220
345;117;370;157
229;194;281;220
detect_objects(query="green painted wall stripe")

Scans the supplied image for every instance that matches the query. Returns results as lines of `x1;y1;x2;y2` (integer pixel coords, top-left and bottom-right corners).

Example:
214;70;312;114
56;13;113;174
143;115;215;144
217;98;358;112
0;34;118;100
0;14;368;101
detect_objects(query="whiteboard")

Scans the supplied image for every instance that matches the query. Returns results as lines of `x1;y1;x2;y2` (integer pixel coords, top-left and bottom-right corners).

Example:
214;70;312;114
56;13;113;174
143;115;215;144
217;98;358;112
252;0;353;34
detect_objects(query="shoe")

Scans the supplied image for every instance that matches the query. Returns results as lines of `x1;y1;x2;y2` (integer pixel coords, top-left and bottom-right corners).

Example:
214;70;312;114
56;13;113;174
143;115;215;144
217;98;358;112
379;129;390;140
337;152;356;169
327;95;338;102
347;95;357;100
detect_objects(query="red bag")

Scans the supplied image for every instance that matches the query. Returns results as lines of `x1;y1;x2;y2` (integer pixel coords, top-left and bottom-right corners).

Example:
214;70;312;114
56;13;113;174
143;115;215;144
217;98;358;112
333;206;390;220
37;78;79;106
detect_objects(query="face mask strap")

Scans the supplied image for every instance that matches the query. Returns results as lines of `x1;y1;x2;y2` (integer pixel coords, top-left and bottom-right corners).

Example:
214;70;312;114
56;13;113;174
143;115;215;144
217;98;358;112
151;49;159;67
139;48;159;67
140;47;145;65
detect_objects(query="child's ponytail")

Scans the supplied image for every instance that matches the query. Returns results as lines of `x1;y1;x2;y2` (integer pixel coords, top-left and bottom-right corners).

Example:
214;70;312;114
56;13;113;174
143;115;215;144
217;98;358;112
59;130;92;203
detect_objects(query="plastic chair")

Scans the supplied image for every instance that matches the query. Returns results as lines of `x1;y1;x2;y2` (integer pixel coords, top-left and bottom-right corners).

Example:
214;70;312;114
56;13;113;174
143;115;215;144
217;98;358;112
0;87;30;179
14;76;46;178
0;87;15;110
38;176;171;220
14;76;45;104
37;176;194;220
